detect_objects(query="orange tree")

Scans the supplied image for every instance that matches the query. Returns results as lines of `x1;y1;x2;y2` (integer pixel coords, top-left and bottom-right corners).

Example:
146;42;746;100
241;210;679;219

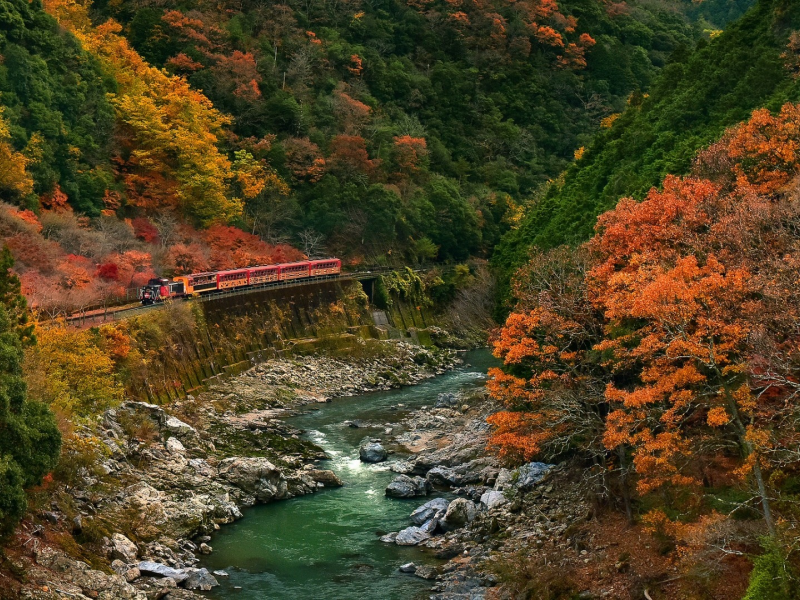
486;246;629;511
490;104;800;541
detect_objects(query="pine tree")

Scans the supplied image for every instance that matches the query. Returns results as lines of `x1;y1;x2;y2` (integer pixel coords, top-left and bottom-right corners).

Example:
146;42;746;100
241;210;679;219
0;248;60;536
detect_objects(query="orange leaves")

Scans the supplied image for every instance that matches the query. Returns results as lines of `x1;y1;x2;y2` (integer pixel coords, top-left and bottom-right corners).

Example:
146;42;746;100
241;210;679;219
347;54;364;76
701;104;800;195
44;0;244;227
327;135;380;177
284;137;326;183
201;224;304;270
783;31;800;78
392;136;428;172
706;406;730;427
333;87;372;134
0;107;34;199
167;53;204;72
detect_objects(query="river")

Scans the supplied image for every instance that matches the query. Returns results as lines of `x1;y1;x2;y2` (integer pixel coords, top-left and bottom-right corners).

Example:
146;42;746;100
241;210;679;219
200;348;497;599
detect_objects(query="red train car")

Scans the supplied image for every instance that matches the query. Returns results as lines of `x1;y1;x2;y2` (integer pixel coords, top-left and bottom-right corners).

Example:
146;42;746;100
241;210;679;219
279;261;311;281
248;265;280;285
217;269;249;290
310;258;341;276
139;257;341;304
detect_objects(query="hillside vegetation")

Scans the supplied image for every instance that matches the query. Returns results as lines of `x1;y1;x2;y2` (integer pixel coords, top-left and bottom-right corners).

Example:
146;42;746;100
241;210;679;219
494;0;800;298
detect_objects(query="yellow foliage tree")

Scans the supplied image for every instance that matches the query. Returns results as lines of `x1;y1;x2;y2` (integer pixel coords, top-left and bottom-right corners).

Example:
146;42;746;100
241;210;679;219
42;0;273;226
25;322;124;419
0;107;34;200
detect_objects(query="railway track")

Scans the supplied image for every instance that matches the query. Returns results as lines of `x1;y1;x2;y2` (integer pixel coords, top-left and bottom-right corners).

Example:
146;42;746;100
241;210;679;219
62;271;387;327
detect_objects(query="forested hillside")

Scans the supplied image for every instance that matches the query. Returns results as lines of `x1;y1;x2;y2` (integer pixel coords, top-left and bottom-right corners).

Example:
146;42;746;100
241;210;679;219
486;0;800;596
494;0;800;296
90;0;706;261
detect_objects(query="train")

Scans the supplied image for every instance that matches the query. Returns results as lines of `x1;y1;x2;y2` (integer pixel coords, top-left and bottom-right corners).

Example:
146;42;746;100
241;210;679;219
138;258;342;304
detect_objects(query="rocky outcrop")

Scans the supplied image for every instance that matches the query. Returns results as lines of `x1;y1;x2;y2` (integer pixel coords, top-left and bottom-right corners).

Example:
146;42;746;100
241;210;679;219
410;498;450;525
34;548;147;600
17;341;461;600
385;475;431;498
395;526;432;546
441;498;478;531
218;457;289;502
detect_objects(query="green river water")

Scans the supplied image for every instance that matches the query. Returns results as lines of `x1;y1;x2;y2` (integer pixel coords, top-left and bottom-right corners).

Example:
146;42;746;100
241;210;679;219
200;348;496;599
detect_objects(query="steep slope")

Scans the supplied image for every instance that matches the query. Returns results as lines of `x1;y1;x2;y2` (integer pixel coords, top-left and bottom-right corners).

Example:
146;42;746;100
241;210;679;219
0;0;115;213
92;0;706;261
494;0;800;297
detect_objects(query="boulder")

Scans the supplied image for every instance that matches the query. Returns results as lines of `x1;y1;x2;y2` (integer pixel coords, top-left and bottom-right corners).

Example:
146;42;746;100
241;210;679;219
198;543;212;555
419;518;439;534
399;563;417;573
435;393;459;408
415;565;438;580
109;533;138;564
359;441;388;463
395;526;431;546
379;532;398;543
307;469;344;487
137;561;189;583
218;457;288;502
389;461;415;474
164;416;197;437
516;462;554;490
181;568;219;591
441;498;478;531
480;490;508;510
385;475;430;498
165;437;185;454
426;466;461;487
410;498;450;525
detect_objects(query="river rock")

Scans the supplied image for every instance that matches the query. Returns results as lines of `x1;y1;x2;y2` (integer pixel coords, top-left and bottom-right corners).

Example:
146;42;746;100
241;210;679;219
359;441;388;463
399;562;417;573
435;393;459;408
410;498;450;525
385;475;430;498
419;518;439;534
109;533;138;563
137;561;189;583
426;465;461;487
198;543;212;555
415;564;438;580
182;568;219;590
389;460;415;474
480;490;508;510
380;532;398;543
395;526;431;546
218;457;288;502
441;498;478;531
516;462;554;490
307;469;344;487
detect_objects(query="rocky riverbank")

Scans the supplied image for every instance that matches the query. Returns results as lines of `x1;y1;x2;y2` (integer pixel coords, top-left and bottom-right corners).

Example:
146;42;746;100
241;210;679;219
366;390;603;600
1;341;458;600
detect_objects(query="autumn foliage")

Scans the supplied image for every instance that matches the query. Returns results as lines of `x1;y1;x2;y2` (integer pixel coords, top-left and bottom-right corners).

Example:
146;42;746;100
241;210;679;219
490;102;800;572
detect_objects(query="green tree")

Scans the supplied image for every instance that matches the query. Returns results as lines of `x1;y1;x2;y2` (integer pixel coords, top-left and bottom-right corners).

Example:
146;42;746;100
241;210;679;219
0;250;60;536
